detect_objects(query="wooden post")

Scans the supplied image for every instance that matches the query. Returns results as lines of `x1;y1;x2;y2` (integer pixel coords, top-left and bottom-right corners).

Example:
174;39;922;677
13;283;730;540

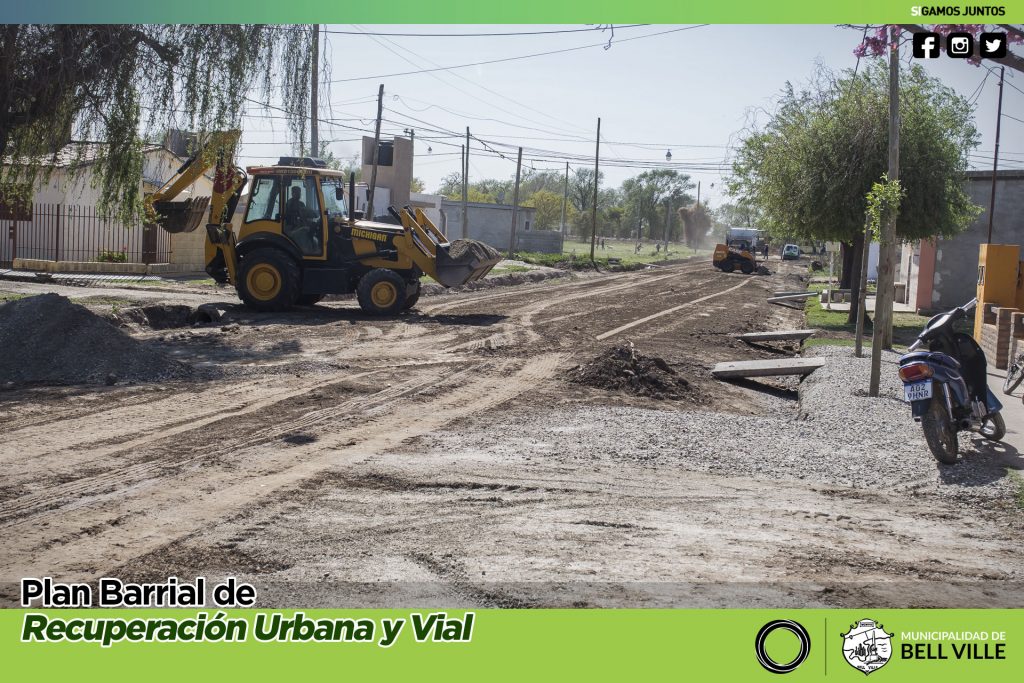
310;24;319;155
560;161;569;236
508;147;523;259
988;66;1005;244
462;127;470;239
870;26;900;396
854;220;872;357
366;84;384;220
590;117;600;262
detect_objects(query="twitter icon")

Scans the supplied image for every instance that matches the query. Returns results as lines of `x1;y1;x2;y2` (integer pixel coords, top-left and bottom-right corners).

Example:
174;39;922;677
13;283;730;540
980;32;1008;59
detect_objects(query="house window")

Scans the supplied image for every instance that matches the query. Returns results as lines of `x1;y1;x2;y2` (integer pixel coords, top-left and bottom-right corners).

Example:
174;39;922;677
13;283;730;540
525;220;531;231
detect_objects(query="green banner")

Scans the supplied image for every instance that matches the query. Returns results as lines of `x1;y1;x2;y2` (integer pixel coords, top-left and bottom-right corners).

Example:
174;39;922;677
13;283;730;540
2;1;1023;23
3;609;1022;681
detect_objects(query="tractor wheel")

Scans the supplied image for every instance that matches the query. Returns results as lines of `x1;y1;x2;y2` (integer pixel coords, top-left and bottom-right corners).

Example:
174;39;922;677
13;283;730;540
719;259;736;273
357;269;408;316
296;293;324;306
403;280;422;310
740;259;755;274
236;248;300;312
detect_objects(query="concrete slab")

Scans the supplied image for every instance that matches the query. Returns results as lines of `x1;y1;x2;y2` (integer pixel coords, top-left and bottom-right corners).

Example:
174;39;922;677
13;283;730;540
711;358;826;378
736;330;817;342
767;293;816;303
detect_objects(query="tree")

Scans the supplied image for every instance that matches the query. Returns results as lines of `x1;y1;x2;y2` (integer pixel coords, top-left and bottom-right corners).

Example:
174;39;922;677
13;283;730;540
0;25;313;222
568;167;603;213
620;169;694;241
410;177;425;193
729;61;980;321
524;189;566;231
713;200;763;229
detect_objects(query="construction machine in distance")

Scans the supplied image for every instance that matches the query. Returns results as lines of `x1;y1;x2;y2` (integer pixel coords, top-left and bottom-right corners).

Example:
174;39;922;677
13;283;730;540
144;130;501;315
712;240;758;274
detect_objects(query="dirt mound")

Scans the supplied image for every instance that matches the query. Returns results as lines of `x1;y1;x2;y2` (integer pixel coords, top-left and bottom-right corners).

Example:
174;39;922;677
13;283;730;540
0;294;189;386
448;239;502;262
115;303;225;329
568;342;693;400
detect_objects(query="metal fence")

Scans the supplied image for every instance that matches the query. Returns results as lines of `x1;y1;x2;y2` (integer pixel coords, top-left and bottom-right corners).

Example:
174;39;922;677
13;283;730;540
0;203;171;265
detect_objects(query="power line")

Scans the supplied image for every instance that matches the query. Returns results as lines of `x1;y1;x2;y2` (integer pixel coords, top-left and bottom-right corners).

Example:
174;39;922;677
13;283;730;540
328;25;709;84
316;24;650;38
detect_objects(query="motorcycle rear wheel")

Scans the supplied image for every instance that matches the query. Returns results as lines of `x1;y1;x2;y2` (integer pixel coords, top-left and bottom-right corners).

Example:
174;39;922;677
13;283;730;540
921;396;959;464
980;412;1006;442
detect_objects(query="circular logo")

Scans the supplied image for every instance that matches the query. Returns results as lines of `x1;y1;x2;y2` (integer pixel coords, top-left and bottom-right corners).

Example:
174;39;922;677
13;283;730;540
755;620;811;674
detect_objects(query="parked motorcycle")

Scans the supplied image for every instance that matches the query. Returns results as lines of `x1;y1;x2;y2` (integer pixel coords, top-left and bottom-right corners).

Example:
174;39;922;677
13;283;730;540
898;298;1005;464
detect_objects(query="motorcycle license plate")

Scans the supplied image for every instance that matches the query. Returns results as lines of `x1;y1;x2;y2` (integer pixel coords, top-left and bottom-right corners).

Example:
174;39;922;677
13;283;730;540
904;380;933;402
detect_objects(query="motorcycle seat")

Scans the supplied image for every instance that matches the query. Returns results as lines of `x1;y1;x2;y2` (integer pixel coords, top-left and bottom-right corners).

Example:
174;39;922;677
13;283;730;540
898;351;961;370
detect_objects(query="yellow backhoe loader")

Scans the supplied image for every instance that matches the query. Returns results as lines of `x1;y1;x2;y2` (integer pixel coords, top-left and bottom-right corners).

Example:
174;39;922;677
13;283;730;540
144;131;501;314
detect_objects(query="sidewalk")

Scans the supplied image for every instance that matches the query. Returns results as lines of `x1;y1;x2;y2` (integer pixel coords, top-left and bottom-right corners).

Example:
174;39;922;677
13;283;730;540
986;364;1024;472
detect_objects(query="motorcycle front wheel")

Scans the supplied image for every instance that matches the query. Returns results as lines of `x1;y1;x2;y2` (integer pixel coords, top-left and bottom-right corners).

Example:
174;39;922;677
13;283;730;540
921;396;959;464
980;412;1006;441
1003;354;1024;395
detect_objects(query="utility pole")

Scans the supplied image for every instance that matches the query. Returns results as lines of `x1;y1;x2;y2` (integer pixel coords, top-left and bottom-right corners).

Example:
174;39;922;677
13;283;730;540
310;25;319;156
508;147;523;259
462;127;470;239
869;26;900;396
366;83;384;220
590;117;601;262
988;66;1005;244
560;161;569;236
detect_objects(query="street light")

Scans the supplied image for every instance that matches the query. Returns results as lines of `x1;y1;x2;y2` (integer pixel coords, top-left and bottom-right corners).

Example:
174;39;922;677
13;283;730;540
665;149;672;161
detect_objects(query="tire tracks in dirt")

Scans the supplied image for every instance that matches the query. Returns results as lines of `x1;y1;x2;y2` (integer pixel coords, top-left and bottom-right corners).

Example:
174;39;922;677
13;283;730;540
0;352;564;583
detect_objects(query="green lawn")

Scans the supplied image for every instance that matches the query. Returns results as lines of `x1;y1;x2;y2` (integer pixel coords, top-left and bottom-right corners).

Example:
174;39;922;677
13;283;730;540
803;283;929;349
517;237;710;270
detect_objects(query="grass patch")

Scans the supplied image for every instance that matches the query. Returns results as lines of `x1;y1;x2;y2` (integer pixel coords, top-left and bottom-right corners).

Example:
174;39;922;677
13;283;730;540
0;292;27;303
803;283;928;348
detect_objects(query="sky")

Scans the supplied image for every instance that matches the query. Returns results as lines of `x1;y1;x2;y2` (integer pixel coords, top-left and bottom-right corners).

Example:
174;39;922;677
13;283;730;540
236;24;1024;206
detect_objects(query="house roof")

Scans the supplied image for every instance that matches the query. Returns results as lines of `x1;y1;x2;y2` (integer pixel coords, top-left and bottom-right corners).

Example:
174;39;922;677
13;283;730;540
6;142;170;169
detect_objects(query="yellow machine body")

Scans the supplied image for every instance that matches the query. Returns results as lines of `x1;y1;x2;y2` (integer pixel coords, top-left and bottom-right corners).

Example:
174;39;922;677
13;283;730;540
145;137;501;314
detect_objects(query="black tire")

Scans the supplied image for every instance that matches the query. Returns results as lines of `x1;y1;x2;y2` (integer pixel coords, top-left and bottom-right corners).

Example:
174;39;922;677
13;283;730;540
1003;355;1024;395
403;280;421;310
719;259;736;273
236;248;300;312
740;259;755;274
295;293;324;306
921;396;959;464
980;412;1006;442
357;269;408;316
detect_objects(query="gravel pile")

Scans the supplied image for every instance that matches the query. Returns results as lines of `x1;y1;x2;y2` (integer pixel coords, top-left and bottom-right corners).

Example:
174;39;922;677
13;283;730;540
568;342;694;400
0;294;189;386
418;345;1016;508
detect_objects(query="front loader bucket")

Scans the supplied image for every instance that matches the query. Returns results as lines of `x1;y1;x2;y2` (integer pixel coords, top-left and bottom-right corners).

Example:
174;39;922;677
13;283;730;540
434;239;503;288
147;197;211;234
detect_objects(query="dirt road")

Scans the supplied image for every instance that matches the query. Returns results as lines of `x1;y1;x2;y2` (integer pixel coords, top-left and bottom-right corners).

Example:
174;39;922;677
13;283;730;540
2;259;1022;607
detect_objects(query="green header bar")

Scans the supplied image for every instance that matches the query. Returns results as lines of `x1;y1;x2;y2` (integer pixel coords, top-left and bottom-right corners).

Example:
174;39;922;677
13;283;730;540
4;608;1022;681
2;1;1023;23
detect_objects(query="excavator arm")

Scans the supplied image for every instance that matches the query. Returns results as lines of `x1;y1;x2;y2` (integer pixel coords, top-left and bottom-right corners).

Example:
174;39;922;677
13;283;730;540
144;130;245;283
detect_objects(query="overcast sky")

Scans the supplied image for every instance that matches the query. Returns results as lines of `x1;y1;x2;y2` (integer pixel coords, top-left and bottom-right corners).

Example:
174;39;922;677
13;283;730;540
237;24;1024;205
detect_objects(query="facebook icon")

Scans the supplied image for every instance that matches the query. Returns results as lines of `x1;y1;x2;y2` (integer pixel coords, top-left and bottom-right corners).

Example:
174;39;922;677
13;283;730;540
912;32;940;59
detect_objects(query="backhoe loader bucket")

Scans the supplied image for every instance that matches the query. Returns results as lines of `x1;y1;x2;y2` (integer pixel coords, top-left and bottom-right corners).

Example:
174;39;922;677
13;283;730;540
434;238;503;288
394;207;503;288
147;197;211;234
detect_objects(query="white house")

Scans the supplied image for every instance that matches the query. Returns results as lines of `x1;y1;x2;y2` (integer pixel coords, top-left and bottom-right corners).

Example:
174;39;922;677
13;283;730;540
1;143;214;271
